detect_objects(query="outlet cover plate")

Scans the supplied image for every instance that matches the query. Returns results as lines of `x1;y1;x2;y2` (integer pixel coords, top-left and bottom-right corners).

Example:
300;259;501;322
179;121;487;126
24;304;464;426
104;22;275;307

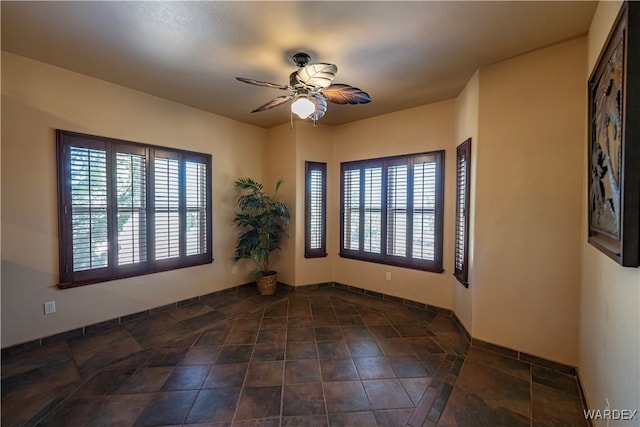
44;301;56;315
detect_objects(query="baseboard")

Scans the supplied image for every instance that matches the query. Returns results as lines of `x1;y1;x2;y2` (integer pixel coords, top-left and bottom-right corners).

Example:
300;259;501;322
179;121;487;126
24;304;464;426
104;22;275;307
451;311;472;344
1;282;255;357
294;281;454;316
1;278;588;398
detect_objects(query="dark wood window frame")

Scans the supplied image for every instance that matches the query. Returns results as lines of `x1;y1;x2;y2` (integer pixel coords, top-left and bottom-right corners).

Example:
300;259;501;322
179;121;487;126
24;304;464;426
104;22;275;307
305;161;327;258
56;130;212;288
340;151;445;272
454;138;471;287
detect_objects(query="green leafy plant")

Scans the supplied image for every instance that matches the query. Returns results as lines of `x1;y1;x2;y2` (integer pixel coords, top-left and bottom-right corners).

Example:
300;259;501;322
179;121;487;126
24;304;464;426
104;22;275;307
233;177;291;278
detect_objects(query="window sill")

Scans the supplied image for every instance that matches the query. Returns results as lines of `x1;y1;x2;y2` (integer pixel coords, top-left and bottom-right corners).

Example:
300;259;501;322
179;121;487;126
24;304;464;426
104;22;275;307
58;257;214;289
339;252;443;274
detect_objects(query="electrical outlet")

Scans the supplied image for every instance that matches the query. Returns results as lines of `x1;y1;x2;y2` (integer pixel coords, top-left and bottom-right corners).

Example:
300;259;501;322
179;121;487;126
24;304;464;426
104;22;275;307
385;272;391;281
44;301;56;315
232;266;238;274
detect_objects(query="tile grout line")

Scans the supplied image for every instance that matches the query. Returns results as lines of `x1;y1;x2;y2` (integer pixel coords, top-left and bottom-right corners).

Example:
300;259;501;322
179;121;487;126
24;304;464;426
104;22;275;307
317;298;332;427
233;307;257;423
530;361;534;427
279;299;288;427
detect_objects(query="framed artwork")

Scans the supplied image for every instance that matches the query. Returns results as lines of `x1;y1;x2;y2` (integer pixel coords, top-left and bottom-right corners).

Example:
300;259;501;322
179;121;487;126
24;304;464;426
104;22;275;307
587;1;639;267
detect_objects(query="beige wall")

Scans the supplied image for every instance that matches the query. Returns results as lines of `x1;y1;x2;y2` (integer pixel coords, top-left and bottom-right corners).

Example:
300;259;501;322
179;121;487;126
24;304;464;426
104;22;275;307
263;123;297;285
325;37;587;367
474;37;586;365
1;52;267;347
453;70;479;334
331;101;458;310
264;121;335;287
294;122;334;286
580;1;640;421
4;23;634;418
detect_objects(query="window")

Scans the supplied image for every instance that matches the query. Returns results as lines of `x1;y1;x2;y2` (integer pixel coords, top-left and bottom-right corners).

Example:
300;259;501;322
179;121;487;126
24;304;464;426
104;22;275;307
454;138;471;286
56;130;212;288
340;151;444;272
305;161;327;258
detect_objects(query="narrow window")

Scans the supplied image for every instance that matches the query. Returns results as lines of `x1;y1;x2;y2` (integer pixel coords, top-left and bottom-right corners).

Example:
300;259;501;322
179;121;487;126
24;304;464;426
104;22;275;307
57;130;212;288
340;151;444;272
343;168;360;251
454;138;471;286
305;161;327;258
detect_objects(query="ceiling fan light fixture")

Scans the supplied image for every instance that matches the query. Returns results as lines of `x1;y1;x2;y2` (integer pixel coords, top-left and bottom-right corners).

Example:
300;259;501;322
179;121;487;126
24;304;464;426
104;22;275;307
236;52;371;125
291;94;315;119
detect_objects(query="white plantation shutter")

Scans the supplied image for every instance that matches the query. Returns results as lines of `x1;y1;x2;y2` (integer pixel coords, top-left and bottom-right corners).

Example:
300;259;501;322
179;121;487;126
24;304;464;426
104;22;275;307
305;162;327;257
454;139;471;286
308;169;323;249
454;157;466;271
69;146;109;273
343;168;360;251
154;156;180;260
363;167;382;254
412;160;436;261
386;164;408;257
116;151;147;266
340;151;444;272
185;160;208;256
57;130;212;287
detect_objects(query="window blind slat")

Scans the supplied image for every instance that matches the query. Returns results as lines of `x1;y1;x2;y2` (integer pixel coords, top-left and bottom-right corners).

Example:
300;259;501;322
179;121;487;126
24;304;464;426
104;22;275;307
455;154;467;270
117;152;147;266
412;161;436;261
387;164;407;257
305;162;327;258
185;160;207;256
364;167;382;254
343;169;361;251
309;169;323;250
69;147;109;272
154;157;180;260
454;139;471;286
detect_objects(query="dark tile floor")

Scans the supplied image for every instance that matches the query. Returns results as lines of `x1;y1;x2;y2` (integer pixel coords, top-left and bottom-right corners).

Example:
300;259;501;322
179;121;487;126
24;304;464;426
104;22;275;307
1;286;589;426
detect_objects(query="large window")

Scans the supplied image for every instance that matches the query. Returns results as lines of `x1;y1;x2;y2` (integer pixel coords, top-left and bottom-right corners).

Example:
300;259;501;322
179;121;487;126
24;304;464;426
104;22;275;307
454;138;471;286
57;130;212;288
305;161;327;258
340;151;444;272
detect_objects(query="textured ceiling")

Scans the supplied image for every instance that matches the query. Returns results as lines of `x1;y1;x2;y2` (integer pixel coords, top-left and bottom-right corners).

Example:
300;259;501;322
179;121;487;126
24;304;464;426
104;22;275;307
1;1;597;128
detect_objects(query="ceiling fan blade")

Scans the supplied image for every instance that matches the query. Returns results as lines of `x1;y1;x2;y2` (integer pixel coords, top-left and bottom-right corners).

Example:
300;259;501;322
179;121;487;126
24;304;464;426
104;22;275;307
296;63;337;88
236;77;289;90
311;95;328;121
323;84;371;104
250;95;293;113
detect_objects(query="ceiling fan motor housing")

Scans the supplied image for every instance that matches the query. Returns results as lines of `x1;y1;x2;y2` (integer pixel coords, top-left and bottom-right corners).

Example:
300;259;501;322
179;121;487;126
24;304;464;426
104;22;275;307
292;52;311;67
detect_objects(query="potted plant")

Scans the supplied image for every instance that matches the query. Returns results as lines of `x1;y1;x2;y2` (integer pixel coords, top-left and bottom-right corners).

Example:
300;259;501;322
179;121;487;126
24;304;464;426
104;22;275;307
233;177;291;295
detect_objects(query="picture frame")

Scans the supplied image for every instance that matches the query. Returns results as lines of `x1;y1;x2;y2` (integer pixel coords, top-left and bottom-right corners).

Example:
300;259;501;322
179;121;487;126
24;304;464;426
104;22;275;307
587;1;639;267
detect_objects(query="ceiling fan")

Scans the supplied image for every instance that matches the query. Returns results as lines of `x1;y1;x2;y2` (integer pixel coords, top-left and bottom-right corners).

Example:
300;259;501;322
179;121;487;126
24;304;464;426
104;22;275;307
236;52;371;123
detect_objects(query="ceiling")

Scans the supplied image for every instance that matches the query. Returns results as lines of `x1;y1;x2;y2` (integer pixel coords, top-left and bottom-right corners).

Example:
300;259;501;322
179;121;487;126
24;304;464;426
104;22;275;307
1;1;597;129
